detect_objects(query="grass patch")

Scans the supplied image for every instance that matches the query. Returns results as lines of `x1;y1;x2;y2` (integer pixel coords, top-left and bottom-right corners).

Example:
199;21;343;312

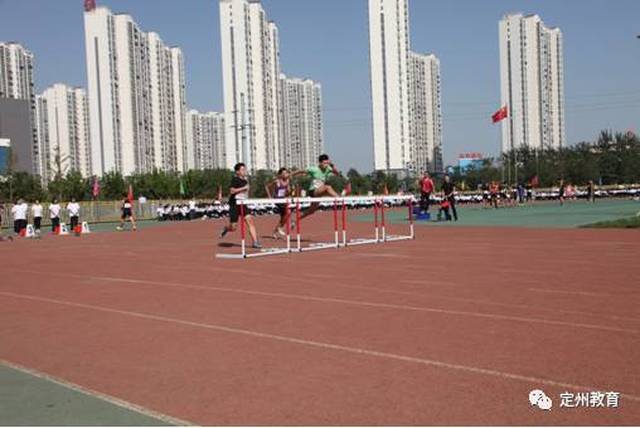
581;214;640;229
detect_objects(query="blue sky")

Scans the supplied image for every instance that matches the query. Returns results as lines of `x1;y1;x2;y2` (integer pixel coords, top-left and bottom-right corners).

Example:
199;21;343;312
1;0;638;172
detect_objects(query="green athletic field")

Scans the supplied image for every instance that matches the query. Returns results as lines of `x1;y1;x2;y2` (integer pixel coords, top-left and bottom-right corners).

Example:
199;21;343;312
0;364;168;426
367;199;640;228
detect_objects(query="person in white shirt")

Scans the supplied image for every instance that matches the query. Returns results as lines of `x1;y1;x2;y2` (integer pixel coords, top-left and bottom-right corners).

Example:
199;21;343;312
188;199;196;220
31;200;43;234
117;198;137;231
67;198;81;234
49;199;61;233
11;199;28;236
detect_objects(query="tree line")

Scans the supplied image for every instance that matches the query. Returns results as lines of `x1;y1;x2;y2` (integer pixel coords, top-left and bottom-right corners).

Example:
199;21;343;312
1;130;638;202
449;130;640;190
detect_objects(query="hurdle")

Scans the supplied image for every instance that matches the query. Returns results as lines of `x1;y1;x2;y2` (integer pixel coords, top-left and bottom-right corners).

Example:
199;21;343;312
216;195;415;259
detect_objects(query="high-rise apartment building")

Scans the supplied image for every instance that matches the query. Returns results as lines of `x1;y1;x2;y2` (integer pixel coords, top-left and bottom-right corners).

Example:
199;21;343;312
279;75;323;170
409;52;443;173
368;0;411;172
368;0;443;174
219;0;282;171
37;84;92;181
185;110;226;170
0;42;40;175
499;13;565;151
84;5;187;176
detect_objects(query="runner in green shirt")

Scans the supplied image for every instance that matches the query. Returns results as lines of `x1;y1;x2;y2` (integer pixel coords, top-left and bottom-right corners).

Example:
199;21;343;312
291;154;341;222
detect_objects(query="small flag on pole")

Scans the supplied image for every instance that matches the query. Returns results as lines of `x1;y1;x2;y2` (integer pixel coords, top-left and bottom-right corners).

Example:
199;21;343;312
492;105;508;123
344;182;352;196
383;184;389;196
127;184;134;203
217;185;223;201
530;175;539;188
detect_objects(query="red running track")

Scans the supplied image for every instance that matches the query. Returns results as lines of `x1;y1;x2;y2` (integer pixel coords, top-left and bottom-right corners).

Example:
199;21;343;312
1;211;639;425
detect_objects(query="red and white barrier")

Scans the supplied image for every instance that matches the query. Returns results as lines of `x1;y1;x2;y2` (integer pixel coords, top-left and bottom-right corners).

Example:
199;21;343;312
216;195;415;259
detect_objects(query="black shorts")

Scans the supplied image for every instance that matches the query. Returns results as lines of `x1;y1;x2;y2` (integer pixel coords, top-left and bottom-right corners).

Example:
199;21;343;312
276;201;289;219
14;220;26;234
229;203;252;223
121;209;132;220
34;217;42;230
51;217;60;231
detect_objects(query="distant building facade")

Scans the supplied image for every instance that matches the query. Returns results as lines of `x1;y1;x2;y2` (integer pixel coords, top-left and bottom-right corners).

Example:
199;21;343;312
279;75;323;170
499;13;565;151
37;84;92;181
0;42;40;175
185;110;226;170
84;5;187;176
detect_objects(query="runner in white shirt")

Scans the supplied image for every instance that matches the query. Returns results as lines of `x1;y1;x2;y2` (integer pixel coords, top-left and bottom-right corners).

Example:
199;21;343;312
67;198;81;234
117;198;137;231
49;199;61;233
11;199;28;236
31;200;43;235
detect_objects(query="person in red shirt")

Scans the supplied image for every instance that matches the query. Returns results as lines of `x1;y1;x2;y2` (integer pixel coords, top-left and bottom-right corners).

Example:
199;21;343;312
489;181;499;209
417;172;435;213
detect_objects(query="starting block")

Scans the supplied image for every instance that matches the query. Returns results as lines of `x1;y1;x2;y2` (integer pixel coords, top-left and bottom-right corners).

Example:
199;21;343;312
59;224;70;235
25;224;35;238
81;222;91;234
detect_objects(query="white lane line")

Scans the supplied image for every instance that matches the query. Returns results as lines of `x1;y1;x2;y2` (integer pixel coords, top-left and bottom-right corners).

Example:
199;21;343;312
6;270;638;335
1;291;639;403
528;288;618;298
0;358;194;426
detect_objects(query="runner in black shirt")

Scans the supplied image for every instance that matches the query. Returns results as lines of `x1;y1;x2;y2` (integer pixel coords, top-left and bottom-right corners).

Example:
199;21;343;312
441;175;458;221
219;163;261;248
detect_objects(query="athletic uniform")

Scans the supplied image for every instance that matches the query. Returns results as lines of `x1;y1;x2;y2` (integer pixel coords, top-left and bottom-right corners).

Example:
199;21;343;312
11;203;27;234
306;166;334;196
49;203;61;232
31;204;43;231
121;201;133;220
228;175;249;223
274;179;290;220
67;202;80;231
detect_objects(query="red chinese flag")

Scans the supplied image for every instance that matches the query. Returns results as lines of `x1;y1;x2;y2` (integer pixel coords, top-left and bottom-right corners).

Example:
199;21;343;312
127;184;134;203
344;182;352;196
492;106;508;123
530;175;539;188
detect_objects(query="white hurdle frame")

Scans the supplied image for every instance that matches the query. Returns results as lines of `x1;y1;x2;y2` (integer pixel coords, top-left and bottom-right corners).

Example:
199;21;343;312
216;195;415;259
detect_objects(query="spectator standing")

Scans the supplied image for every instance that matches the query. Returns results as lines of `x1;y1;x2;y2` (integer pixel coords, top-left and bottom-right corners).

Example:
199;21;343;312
441;175;458;221
418;172;435;213
31;200;43;236
67;198;81;235
11;199;28;236
49;199;62;233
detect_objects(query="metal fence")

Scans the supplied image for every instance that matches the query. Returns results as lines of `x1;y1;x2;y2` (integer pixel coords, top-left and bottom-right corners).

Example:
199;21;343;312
0;200;175;228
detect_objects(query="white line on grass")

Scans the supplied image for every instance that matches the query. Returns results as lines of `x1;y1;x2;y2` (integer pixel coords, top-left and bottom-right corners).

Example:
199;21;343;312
0;358;195;426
